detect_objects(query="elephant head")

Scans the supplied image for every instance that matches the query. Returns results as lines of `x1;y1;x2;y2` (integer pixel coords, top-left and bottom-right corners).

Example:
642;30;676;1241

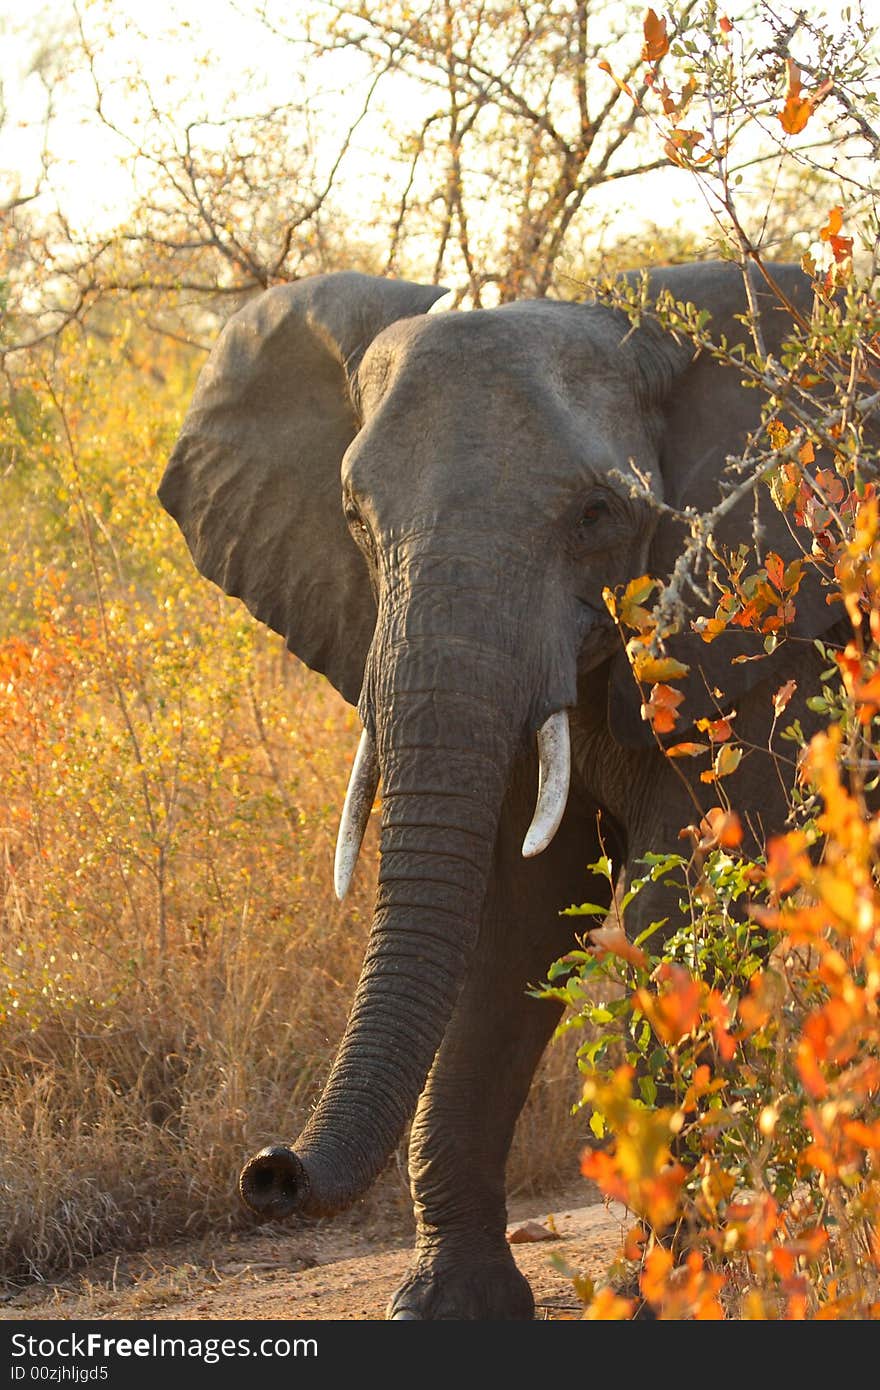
159;263;831;1222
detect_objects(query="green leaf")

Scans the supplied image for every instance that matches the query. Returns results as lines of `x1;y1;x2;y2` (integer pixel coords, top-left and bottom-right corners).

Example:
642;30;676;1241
546;958;572;981
635;918;668;945
589;1110;606;1139
638;1076;658;1105
577;1036;611;1066
588;1005;615;1024
586;855;614;882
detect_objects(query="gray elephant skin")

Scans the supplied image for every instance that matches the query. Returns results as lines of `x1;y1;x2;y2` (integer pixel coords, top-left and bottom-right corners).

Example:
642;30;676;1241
159;262;836;1320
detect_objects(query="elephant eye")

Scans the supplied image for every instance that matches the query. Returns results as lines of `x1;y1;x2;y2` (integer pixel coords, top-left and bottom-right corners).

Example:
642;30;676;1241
578;500;610;531
344;504;374;550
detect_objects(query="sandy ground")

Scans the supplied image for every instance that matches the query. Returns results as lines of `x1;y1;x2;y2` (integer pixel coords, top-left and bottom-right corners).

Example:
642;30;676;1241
0;1185;628;1322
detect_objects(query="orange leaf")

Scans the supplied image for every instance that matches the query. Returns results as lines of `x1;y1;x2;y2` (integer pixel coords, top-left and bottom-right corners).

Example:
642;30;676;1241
696;714;735;742
641;1245;674;1303
854;671;880;703
784;57;802;99
642;8;669;63
699;807;743;849
693;615;728;643
820;208;854;264
666;740;709;758
636;965;702;1045
765;551;785;591
641;681;685;732
598;60;636;102
706;990;737;1062
583;1287;635;1320
663;128;705;165
780;94;812;134
842;1119;880;1150
623;1225;647;1260
580;1148;629;1205
773;679;797;716
588;923;647;970
796;1037;828;1099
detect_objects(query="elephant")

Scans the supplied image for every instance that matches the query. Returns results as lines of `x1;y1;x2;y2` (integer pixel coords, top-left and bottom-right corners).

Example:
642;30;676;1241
159;261;839;1319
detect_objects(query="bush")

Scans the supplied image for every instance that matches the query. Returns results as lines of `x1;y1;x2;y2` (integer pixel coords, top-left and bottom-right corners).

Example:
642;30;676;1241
541;4;880;1320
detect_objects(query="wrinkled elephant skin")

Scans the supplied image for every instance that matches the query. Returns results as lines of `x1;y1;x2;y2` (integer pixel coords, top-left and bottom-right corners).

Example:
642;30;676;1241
159;264;838;1319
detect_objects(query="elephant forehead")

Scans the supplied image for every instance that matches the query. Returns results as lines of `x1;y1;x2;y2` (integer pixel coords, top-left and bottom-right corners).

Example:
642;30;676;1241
350;304;658;485
359;299;636;398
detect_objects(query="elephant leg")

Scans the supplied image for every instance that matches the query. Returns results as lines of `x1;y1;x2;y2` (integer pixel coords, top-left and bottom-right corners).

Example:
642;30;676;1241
387;772;614;1320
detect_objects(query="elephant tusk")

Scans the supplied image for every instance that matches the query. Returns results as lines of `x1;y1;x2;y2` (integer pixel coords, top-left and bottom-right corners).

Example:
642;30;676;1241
334;729;380;901
522;710;571;859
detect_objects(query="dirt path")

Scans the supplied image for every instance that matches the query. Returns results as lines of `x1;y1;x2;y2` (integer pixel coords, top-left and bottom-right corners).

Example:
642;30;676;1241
1;1187;627;1321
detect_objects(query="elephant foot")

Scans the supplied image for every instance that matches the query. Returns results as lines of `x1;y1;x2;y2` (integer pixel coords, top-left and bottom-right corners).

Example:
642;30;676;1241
387;1246;534;1320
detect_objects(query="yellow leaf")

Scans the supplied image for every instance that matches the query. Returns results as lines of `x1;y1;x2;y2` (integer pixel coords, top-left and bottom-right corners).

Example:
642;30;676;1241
767;418;790;449
619;574;659;629
713;743;742;779
630;649;690;684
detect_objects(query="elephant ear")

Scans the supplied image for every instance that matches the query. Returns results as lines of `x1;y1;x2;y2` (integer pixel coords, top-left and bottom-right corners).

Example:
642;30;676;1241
608;262;834;748
159;272;446;706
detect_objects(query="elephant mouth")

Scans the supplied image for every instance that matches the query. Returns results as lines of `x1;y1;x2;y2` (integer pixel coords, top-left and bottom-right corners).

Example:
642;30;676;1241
334;709;571;900
577;600;618;669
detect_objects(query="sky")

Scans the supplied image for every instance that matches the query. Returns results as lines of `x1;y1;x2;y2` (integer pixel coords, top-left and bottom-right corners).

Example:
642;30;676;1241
0;0;874;275
1;0;381;228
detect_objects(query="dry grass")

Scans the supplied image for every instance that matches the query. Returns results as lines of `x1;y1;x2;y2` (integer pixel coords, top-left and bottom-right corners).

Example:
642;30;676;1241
0;339;586;1286
0;623;585;1287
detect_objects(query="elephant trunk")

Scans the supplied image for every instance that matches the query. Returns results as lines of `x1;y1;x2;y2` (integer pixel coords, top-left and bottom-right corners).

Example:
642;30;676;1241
240;625;525;1220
